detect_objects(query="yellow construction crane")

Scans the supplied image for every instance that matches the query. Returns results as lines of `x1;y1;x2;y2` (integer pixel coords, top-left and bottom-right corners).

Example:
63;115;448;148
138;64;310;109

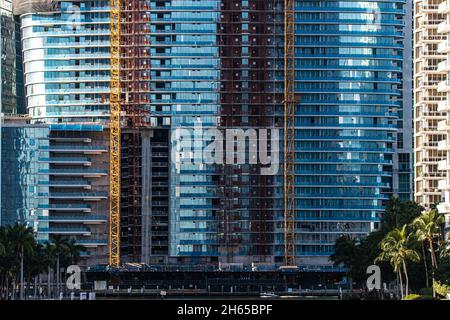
284;0;296;267
109;0;121;267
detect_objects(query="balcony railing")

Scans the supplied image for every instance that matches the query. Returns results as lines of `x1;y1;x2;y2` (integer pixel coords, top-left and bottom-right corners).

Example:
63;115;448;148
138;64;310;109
437;202;450;214
38;215;107;223
438;100;450;112
438;139;449;150
438;159;449;171
437;80;450;92
39;169;107;177
438;120;450;131
76;240;107;247
39;145;108;153
438;21;450;33
38;192;108;200
437;60;450;72
46;228;91;235
439;0;450;14
438;179;449;190
38;204;91;212
39;180;91;189
438;39;450;53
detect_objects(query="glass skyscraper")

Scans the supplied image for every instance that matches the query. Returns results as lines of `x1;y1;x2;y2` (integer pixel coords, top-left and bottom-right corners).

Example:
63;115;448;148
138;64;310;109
1;0;19;114
14;1;112;265
292;0;405;266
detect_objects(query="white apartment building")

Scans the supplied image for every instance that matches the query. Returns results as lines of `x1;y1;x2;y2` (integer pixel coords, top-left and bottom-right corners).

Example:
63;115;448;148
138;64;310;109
414;0;447;209
437;0;450;231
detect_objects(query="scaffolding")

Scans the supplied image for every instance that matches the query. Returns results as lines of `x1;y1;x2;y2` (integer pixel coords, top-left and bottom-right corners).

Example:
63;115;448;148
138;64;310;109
216;0;280;264
120;0;151;263
283;0;296;267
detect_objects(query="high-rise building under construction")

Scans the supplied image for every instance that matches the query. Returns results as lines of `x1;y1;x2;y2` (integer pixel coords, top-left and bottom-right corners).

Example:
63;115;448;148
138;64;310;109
10;0;412;270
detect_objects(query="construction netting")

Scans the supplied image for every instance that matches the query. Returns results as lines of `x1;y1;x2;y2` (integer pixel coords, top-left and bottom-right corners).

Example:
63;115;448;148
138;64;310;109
12;0;59;16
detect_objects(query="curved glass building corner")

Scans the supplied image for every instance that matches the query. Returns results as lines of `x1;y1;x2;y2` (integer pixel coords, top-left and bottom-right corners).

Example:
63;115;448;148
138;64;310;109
19;1;110;123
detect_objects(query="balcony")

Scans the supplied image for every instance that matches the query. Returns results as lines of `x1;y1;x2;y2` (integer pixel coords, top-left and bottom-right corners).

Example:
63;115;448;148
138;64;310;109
39;180;91;189
39;157;92;166
39;169;107;178
438;179;449;190
38;204;91;212
438;139;450;150
438;21;450;33
438;120;450;131
439;0;450;14
49;137;92;143
438;39;450;53
437;60;450;72
39;145;107;154
438;80;450;92
38;192;107;201
47;227;91;236
438;100;450;112
438;159;450;170
76;239;107;247
38;215;107;224
437;202;450;214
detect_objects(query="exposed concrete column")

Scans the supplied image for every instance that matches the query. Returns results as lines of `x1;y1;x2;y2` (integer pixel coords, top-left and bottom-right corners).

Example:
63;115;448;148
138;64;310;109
141;130;153;264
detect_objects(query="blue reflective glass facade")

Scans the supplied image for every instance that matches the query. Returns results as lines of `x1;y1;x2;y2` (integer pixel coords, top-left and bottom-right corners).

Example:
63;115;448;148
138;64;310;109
0;122;110;264
147;0;221;261
18;2;112;266
0;124;49;242
289;0;404;266
1;0;19;114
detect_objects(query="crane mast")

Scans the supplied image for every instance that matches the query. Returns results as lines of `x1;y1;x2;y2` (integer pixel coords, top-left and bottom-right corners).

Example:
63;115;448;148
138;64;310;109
109;0;121;267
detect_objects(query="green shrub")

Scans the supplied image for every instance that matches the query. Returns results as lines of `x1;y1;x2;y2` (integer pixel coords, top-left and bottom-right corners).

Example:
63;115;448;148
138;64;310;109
434;280;450;298
404;294;421;300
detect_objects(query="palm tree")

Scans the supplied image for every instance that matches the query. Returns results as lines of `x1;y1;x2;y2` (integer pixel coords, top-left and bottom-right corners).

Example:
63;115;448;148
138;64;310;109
43;242;56;299
382;196;403;231
66;239;86;266
375;225;420;299
413;209;444;270
7;224;36;300
419;238;430;289
51;235;70;298
0;240;5;257
27;244;48;299
413;209;445;297
0;226;10;299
